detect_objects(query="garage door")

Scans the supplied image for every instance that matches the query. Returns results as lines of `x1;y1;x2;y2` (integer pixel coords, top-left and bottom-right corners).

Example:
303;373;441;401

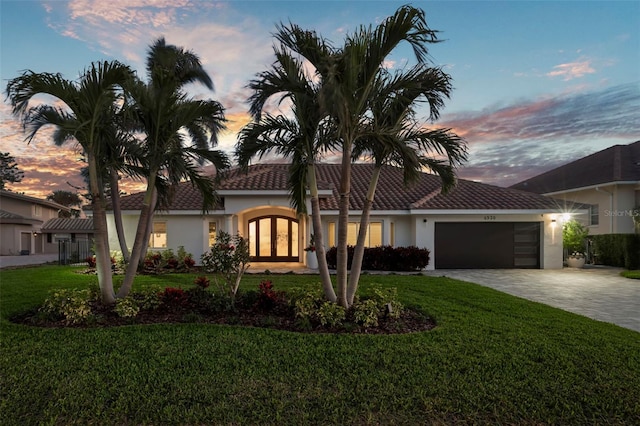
434;222;540;269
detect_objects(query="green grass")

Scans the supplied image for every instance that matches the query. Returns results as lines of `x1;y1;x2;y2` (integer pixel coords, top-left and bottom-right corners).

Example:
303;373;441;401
621;270;640;280
1;266;639;425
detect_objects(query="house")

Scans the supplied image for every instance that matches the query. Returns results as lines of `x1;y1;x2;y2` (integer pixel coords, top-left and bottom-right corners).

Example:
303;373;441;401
104;163;569;270
0;190;70;255
40;218;94;263
511;141;640;235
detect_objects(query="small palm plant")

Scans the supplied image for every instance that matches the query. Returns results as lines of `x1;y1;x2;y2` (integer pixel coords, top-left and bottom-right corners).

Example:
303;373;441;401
563;219;589;258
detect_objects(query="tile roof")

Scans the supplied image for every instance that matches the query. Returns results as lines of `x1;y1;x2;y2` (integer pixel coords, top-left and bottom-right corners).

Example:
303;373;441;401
116;184;221;211
316;164;560;210
42;218;94;232
0;209;26;220
0;209;42;224
113;163;561;212
510;141;640;194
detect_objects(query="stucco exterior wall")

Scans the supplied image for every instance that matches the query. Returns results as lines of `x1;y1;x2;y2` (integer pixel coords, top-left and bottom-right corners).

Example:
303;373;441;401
546;183;639;234
1;196;59;222
105;206;563;270
0;224;34;255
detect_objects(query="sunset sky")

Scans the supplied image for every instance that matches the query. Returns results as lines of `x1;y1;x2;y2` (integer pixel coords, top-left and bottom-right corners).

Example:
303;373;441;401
1;0;639;200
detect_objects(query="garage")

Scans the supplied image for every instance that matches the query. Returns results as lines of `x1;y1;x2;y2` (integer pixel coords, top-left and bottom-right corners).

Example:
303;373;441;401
434;222;541;269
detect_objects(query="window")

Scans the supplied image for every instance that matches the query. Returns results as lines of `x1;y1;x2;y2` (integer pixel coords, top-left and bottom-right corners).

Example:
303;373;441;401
589;204;599;226
208;222;217;248
149;222;167;248
33;204;42;217
328;222;336;247
328;221;382;248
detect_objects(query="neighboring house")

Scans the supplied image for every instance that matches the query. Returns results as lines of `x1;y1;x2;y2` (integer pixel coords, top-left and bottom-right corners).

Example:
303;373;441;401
103;163;568;270
40;217;94;253
0;190;70;255
511;141;640;235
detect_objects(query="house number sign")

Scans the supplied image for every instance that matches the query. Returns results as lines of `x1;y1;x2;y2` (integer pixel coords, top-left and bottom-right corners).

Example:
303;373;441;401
483;215;496;221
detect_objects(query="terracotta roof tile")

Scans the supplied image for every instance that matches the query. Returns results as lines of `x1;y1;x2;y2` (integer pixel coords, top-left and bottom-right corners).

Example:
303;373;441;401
510;140;640;194
316;164;560;211
113;163;560;212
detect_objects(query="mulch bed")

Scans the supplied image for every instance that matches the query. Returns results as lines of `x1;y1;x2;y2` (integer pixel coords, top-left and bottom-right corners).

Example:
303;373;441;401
11;301;436;335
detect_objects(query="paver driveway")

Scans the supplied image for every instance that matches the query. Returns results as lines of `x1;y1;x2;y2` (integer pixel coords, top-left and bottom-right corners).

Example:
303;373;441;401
425;267;640;333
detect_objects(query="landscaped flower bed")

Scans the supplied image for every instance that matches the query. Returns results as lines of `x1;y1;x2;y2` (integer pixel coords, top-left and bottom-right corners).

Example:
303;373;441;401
11;279;435;334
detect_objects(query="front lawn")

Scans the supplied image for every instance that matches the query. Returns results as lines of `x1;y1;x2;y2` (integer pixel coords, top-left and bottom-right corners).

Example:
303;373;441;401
1;266;639;425
621;270;640;280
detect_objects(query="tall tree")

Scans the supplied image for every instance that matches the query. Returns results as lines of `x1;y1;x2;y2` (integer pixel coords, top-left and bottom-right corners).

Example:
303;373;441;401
236;41;338;302
0;152;24;190
275;5;460;307
117;38;230;298
6;61;134;304
347;66;467;304
46;190;83;218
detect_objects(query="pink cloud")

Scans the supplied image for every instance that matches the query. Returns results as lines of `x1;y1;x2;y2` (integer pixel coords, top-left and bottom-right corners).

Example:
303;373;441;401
546;59;595;80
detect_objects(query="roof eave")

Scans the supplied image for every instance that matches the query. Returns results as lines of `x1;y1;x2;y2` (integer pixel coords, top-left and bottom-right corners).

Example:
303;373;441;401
542;180;640;196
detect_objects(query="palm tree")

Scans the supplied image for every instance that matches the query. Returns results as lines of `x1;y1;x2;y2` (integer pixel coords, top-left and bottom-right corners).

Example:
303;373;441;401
6;61;134;304
99;107;147;262
347;65;467;304
276;5;444;307
117;38;230;298
236;42;338;302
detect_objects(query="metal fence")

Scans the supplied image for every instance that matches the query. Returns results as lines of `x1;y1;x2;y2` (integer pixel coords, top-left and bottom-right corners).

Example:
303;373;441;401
58;240;93;265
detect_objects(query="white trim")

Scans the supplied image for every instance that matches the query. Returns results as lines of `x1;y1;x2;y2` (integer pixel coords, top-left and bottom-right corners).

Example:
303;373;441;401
119;209;226;215
409;209;562;215
257;208;566;216
217;190;289;196
542;180;640;196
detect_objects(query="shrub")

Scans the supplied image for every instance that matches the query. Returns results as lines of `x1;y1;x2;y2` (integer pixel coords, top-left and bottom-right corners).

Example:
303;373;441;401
194;276;210;289
133;287;163;311
371;286;403;319
161;287;187;309
186;287;216;313
85;256;96;268
41;289;94;325
563;220;589;256
201;231;250;301
351;299;379;327
256;280;284;311
141;247;195;274
317;301;346;327
114;297;140;318
110;251;126;269
143;252;164;273
177;246;196;271
292;290;346;328
325;245;430;271
592;234;640;269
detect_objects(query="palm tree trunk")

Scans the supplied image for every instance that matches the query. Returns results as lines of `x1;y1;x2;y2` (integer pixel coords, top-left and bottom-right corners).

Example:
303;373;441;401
307;163;336;302
118;173;157;298
110;169;130;262
139;188;157;266
336;141;353;308
347;165;381;305
88;154;116;304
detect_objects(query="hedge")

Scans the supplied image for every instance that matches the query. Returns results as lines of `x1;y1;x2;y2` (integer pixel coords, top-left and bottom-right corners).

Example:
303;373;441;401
591;234;640;270
325;245;430;271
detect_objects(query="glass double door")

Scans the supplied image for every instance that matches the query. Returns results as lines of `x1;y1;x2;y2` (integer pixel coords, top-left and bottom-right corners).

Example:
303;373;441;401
248;216;299;261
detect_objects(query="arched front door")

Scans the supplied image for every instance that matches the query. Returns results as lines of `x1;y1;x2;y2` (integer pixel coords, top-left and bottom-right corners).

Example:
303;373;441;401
248;216;299;262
